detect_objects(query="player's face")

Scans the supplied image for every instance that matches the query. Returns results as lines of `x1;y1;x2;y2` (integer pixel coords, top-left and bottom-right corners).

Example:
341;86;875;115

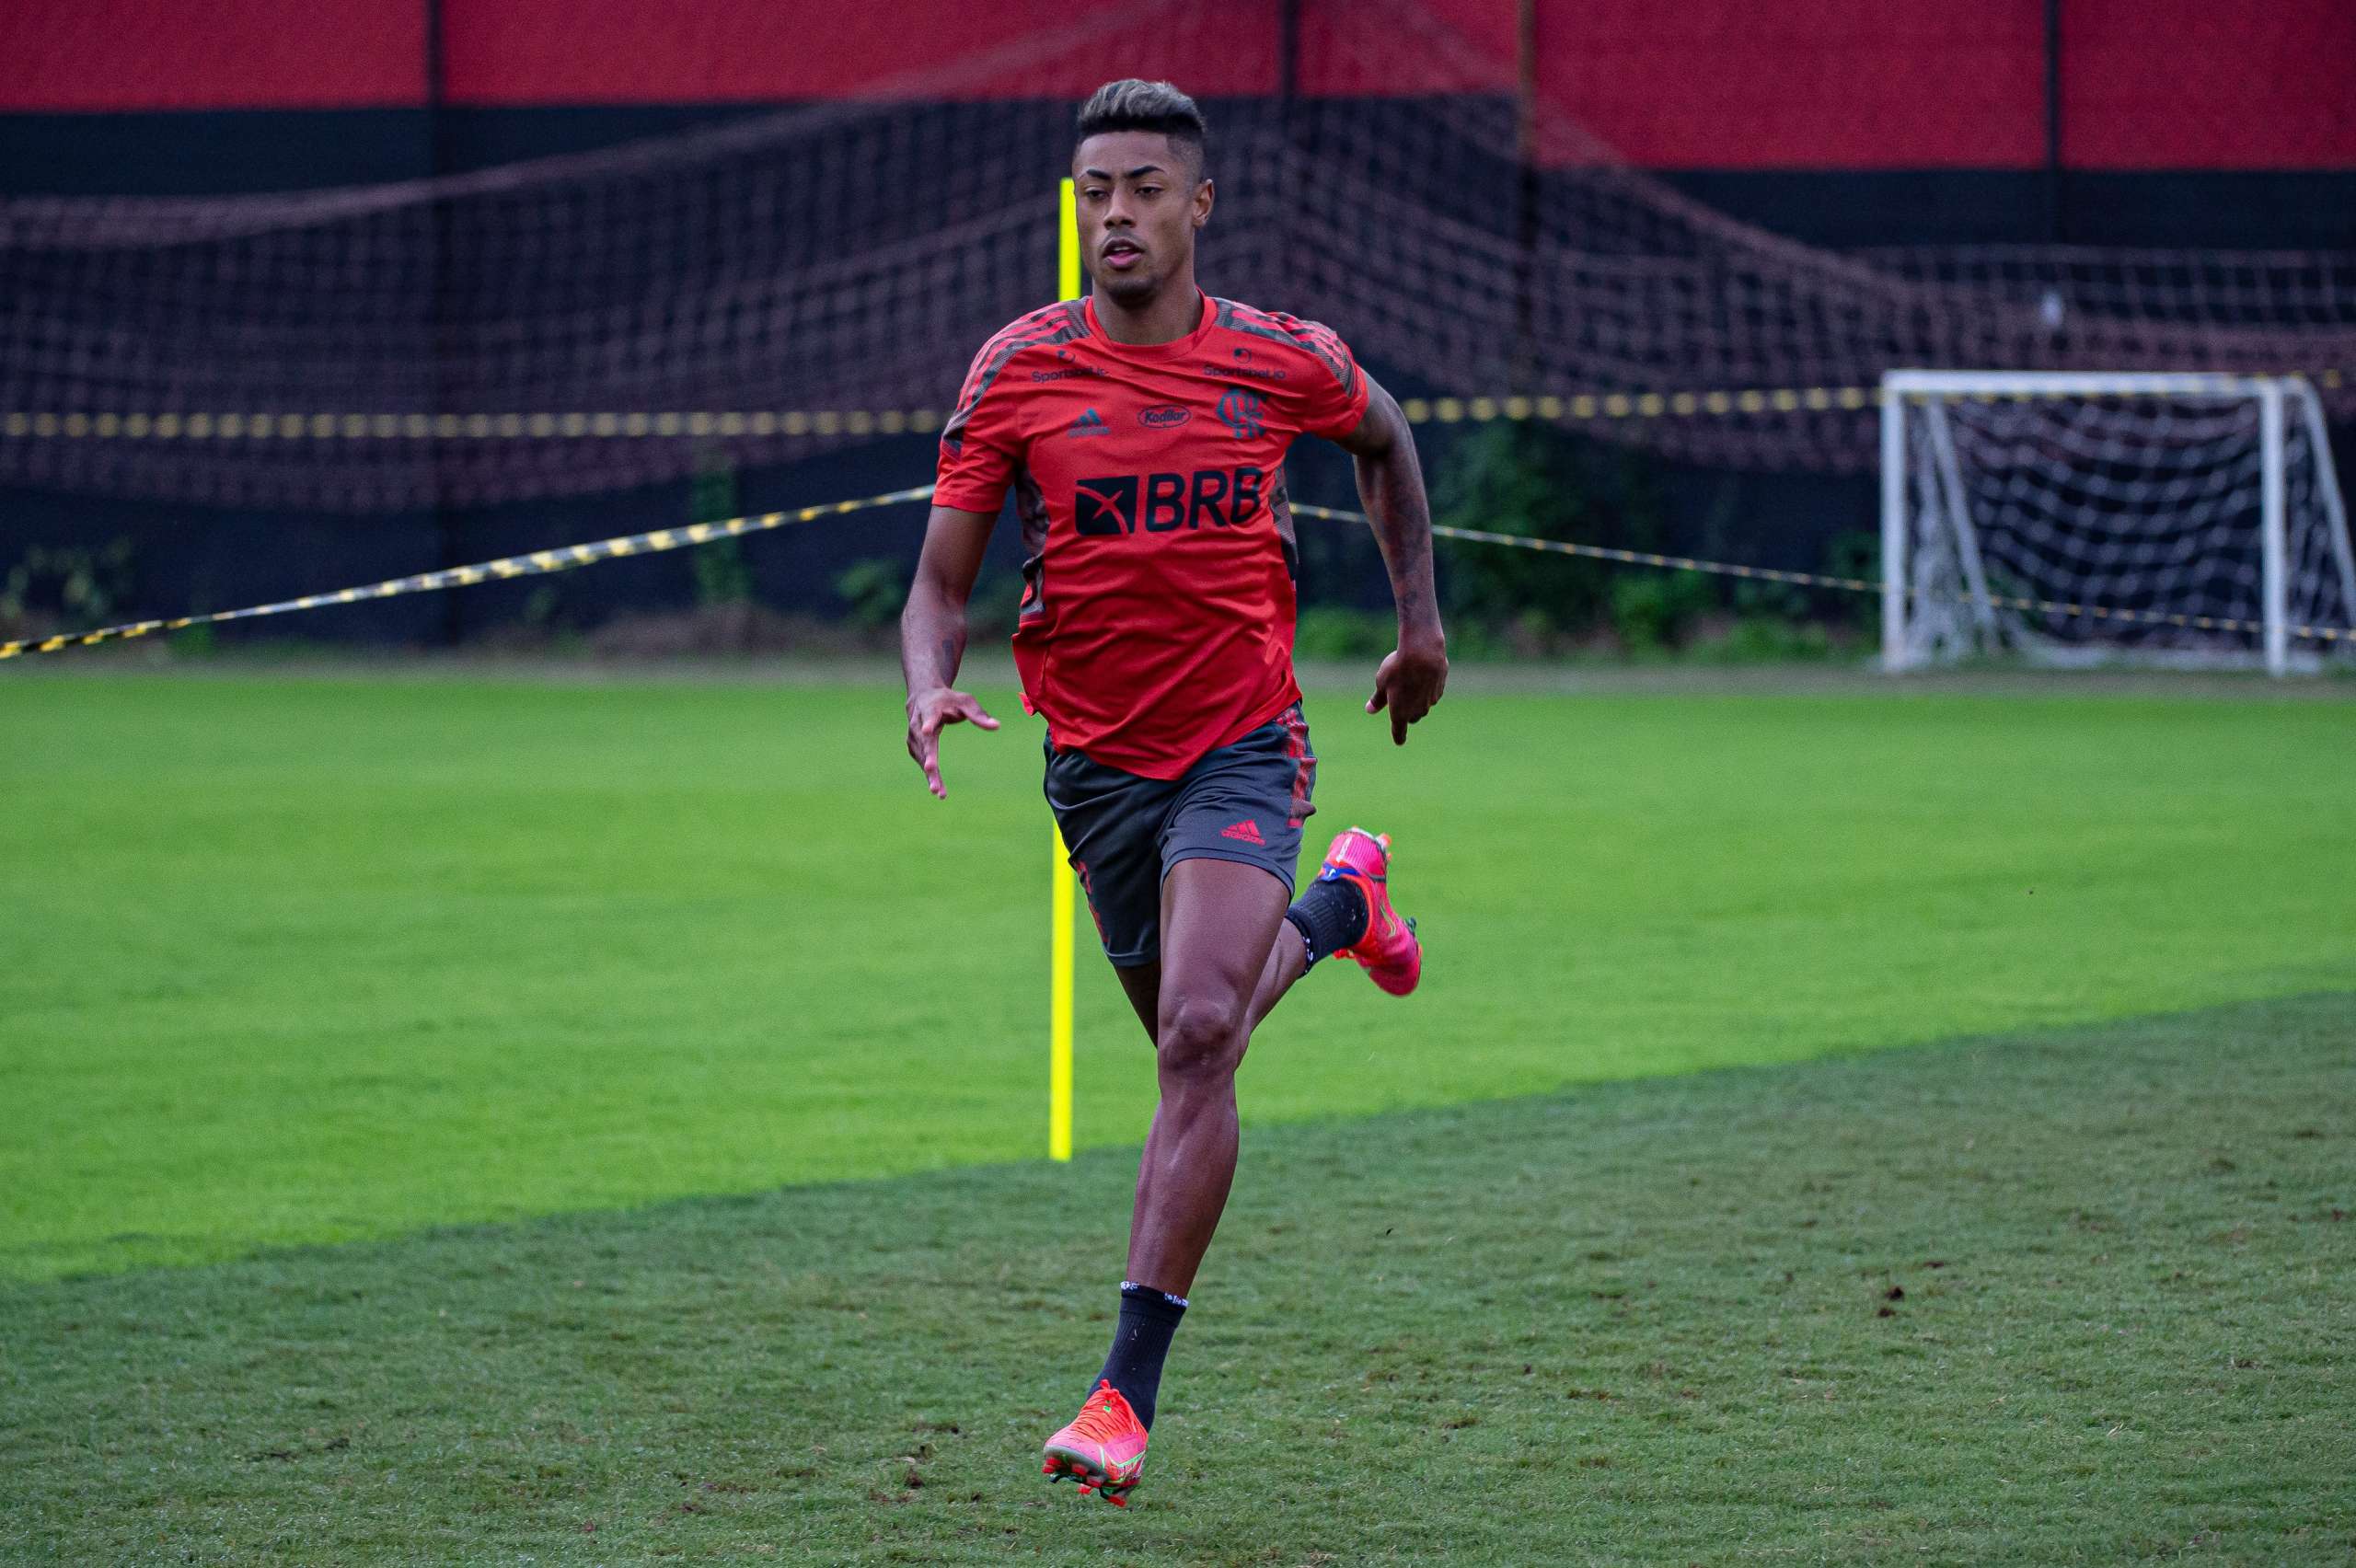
1073;132;1212;306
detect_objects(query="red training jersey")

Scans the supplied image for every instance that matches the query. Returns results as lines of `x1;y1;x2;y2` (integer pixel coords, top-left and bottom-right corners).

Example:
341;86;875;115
933;292;1369;780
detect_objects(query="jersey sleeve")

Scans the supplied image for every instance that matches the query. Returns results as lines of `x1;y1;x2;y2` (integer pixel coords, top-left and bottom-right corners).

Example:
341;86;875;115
1279;316;1370;441
932;339;1027;515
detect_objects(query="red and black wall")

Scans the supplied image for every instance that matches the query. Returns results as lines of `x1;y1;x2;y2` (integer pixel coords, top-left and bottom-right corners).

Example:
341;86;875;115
5;0;2350;245
1;2;2348;643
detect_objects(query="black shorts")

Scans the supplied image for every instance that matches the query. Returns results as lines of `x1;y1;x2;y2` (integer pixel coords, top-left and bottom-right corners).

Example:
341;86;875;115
1044;704;1317;968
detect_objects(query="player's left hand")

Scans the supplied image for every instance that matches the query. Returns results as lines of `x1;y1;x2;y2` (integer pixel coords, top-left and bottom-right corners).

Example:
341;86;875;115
1367;636;1448;745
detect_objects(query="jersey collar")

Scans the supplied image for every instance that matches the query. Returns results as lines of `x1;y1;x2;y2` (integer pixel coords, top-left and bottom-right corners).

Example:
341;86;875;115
1082;291;1216;361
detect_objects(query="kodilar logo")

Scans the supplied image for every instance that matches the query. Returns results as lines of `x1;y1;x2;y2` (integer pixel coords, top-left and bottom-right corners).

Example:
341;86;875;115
1138;404;1191;429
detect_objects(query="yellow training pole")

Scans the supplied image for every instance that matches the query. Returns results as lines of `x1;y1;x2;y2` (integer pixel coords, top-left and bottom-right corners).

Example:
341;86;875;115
1050;824;1076;1162
1049;177;1081;1163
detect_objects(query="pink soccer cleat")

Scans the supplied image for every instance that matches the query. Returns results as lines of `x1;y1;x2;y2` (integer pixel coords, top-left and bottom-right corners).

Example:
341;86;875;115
1041;1380;1149;1506
1316;826;1422;996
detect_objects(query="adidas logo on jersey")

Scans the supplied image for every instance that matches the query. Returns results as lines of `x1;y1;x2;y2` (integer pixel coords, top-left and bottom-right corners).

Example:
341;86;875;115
1220;818;1267;846
1068;408;1109;437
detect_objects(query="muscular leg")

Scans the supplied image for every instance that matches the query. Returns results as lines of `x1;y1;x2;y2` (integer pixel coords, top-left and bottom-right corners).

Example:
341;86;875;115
1120;858;1302;1297
1110;906;1310;1045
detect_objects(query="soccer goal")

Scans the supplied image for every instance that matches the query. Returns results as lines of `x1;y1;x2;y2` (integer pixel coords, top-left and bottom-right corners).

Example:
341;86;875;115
1880;371;2355;674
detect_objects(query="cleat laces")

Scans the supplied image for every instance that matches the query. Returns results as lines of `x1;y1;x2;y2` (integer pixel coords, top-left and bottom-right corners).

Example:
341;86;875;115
1067;1381;1138;1445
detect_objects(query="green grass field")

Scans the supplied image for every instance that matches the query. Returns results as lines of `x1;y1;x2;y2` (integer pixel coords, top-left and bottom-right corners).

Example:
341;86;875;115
4;669;2350;1280
3;666;2351;1560
4;993;2350;1562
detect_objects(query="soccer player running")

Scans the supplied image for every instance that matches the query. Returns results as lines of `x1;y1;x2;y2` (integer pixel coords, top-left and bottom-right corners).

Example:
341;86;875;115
900;79;1448;1507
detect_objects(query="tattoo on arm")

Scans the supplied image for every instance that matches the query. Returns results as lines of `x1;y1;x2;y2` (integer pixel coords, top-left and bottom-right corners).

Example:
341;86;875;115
902;601;964;698
900;581;963;698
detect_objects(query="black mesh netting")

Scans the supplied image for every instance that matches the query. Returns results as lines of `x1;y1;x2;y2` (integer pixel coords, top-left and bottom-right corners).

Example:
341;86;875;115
3;0;2350;512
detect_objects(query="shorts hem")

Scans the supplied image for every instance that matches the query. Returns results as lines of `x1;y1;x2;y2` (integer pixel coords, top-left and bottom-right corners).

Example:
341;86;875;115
1162;846;1299;899
1102;946;1159;969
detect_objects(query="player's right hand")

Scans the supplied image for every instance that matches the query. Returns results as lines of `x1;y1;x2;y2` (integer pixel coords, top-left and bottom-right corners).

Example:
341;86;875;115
906;686;999;799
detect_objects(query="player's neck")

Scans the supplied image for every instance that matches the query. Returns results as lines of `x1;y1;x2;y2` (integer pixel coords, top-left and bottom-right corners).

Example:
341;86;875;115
1091;271;1203;348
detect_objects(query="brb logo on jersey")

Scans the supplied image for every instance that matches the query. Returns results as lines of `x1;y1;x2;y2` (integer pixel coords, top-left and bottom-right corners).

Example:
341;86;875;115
1074;467;1266;536
1216;387;1265;439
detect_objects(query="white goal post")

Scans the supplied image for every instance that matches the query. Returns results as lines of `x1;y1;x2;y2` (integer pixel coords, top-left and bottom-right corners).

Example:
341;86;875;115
1881;371;2355;675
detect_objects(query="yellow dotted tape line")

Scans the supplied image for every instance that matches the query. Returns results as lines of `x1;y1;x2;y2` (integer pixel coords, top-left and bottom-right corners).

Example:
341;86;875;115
6;481;2347;659
0;485;937;659
5;371;2342;441
1292;502;2354;647
0;409;948;442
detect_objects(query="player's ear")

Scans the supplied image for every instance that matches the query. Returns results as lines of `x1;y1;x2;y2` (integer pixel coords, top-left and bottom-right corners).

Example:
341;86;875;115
1193;177;1214;228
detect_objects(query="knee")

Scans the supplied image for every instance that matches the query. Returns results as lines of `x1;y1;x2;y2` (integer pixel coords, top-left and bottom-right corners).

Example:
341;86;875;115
1156;993;1244;1080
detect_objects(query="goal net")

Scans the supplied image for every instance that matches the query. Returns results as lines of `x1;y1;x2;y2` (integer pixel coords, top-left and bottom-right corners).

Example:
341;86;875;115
1881;372;2356;674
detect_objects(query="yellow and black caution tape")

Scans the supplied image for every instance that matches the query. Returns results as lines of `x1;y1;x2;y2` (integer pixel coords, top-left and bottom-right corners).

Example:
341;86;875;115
0;484;936;660
6;368;2345;443
6;481;2348;659
1296;502;2355;647
0;409;947;443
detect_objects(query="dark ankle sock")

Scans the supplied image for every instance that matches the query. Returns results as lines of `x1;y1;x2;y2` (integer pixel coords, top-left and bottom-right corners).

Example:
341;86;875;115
1285;875;1369;966
1096;1282;1187;1430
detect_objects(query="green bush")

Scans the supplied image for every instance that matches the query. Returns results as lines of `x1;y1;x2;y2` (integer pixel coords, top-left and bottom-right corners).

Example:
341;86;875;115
1431;421;1600;632
687;449;753;608
1429;421;1685;642
1608;569;1715;653
832;557;907;631
1291;605;1395;660
1436;616;1501;662
1693;615;1838;664
2;540;136;627
1820;528;1881;634
964;572;1024;639
691;538;753;608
